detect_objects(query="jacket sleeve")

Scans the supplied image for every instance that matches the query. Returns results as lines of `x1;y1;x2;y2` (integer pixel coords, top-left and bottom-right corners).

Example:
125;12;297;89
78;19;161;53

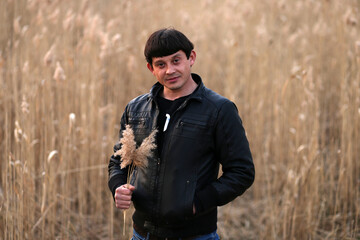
108;108;129;199
195;100;255;212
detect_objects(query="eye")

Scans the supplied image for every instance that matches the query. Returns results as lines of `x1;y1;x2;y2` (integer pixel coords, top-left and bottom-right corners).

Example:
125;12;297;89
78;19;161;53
156;63;165;68
173;58;180;64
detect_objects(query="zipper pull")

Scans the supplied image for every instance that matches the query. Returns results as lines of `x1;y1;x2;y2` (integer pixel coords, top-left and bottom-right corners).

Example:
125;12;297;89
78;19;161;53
163;114;170;132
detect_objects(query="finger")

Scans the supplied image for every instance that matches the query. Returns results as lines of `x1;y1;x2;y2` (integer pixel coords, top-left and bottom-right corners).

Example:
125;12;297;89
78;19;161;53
118;184;135;193
116;189;132;197
115;187;131;196
115;197;131;207
116;202;131;209
115;194;132;201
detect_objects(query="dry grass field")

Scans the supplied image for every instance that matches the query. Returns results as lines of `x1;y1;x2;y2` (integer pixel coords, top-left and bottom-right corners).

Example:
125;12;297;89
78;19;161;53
1;0;359;239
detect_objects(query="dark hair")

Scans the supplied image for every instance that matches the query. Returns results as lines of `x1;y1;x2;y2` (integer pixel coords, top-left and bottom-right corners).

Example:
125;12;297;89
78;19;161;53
144;28;194;66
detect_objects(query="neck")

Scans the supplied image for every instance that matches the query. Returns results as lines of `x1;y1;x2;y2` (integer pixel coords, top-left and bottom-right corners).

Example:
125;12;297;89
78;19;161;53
162;79;198;101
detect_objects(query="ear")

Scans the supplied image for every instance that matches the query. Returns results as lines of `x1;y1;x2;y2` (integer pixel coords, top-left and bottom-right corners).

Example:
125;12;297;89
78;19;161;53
189;50;196;67
147;63;154;74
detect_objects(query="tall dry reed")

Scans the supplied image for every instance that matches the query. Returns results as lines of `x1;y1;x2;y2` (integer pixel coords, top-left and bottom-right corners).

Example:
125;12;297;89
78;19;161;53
1;0;359;239
114;124;157;236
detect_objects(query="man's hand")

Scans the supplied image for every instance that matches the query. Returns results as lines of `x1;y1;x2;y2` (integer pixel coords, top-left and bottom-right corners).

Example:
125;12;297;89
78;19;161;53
115;184;135;209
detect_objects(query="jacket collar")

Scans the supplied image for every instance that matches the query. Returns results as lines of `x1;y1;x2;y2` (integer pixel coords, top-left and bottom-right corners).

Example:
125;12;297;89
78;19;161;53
148;73;204;102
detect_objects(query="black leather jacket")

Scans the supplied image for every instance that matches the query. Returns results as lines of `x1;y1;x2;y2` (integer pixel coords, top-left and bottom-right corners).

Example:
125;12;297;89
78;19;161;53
108;74;255;238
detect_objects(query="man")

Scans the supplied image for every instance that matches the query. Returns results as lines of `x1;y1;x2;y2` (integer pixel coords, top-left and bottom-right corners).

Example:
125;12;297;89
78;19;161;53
108;28;255;240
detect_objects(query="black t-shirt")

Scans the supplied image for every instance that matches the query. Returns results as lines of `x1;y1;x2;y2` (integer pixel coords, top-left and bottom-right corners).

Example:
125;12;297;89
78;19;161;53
156;94;188;154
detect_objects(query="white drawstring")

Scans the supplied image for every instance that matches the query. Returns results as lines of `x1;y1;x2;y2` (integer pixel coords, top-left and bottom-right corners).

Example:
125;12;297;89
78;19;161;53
163;114;170;132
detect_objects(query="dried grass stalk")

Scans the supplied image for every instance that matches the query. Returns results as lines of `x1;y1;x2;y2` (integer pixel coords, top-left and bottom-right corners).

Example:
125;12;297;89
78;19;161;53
134;129;157;168
113;125;157;236
114;125;137;169
115;124;157;172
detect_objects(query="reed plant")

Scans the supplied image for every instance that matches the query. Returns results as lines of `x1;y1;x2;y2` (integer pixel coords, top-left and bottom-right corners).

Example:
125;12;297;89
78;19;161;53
1;0;359;239
114;124;157;236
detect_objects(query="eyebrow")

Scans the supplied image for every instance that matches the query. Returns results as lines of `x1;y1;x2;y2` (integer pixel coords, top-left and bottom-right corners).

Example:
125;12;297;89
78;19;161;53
171;53;182;59
153;53;183;65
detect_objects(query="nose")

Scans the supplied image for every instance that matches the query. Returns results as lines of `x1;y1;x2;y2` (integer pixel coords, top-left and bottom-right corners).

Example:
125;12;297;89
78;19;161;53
166;64;175;75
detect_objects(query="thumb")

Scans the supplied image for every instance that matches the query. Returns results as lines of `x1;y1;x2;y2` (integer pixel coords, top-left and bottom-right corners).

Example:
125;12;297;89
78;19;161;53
126;184;135;191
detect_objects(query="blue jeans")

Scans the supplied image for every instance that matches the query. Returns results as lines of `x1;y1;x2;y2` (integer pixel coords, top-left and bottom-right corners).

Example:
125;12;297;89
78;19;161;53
131;229;220;240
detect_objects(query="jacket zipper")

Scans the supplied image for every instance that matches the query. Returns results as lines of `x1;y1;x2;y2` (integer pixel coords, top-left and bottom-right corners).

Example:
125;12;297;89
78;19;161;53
151;98;160;231
151;96;196;232
154;98;193;225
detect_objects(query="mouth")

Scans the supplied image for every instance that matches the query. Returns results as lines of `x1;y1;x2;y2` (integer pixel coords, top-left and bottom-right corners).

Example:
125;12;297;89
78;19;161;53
166;76;180;82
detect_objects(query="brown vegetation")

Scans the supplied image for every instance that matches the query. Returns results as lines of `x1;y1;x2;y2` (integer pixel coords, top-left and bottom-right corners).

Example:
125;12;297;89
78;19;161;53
1;0;359;239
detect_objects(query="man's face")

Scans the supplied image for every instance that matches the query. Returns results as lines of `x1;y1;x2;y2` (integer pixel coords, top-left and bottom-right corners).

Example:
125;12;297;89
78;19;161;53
147;50;196;98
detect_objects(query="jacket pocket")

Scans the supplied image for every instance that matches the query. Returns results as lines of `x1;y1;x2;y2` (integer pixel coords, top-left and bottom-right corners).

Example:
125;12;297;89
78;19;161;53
180;118;208;128
175;118;211;140
184;178;197;219
128;117;149;129
127;117;151;144
159;170;197;225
